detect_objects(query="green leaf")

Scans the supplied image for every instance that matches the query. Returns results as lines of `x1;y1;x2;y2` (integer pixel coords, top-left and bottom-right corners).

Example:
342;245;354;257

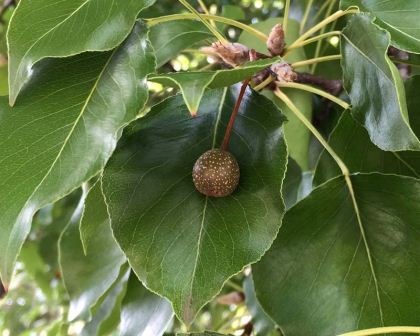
59;183;126;321
239;18;312;170
0;65;7;96
149;21;213;68
120;275;173;336
81;266;129;336
149;57;280;116
244;275;276;336
0;22;153;287
102;87;287;324
178;333;229;336
254;173;420;335
283;157;313;210
314;113;420;186
341;14;420;151
341;0;420;53
7;0;154;105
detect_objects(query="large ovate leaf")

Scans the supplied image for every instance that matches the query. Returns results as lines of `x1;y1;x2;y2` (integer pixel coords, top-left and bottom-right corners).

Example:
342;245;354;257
59;183;126;321
239;18;312;170
314;113;420;186
341;0;420;53
7;0;154;104
102;87;287;323
149;20;213;68
254;173;420;335
149;57;280;116
341;14;420;151
120;275;173;336
0;22;154;287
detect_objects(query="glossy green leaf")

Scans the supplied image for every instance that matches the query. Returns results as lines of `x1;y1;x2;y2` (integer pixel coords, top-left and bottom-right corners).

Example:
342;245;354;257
81;266;129;336
254;173;420;335
102;87;287;323
120;275;173;336
59;183;126;321
244;275;276;336
0;22;154;288
7;0;154;104
149;21;213;68
314;113;420;186
341;0;420;53
149;57;280;116
239;18;312;170
341;14;420;151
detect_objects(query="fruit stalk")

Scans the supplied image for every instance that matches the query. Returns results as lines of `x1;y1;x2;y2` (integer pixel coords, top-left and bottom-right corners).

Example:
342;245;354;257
221;79;251;151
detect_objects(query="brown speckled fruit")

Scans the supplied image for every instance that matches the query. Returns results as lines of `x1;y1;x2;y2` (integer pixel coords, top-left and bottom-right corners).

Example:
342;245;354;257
192;149;240;197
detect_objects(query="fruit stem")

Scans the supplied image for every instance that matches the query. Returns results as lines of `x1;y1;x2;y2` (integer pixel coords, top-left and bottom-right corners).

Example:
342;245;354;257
253;76;274;91
221;79;251;151
146;14;268;42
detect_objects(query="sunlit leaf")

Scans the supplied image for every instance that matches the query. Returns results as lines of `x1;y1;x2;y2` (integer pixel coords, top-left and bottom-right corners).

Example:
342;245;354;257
0;22;154;288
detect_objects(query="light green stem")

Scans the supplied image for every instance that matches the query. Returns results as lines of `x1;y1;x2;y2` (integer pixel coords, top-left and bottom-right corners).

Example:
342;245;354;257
197;0;216;27
254;76;274;91
274;89;349;176
291;54;341;69
311;0;335;72
283;0;291;37
146;14;268;42
289;9;359;49
338;326;420;336
300;0;314;34
285;31;341;54
178;0;227;43
277;82;350;109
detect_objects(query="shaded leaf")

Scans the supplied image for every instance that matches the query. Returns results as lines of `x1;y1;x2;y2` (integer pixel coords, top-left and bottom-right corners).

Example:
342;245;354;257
342;0;420;53
7;1;154;104
0;65;7;96
314;113;420;186
102;87;287;323
149;57;280;115
244;275;276;336
239;18;312;170
59;183;126;321
149;20;213;68
341;14;420;151
120;274;173;336
254;173;420;335
0;22;154;286
81;266;129;336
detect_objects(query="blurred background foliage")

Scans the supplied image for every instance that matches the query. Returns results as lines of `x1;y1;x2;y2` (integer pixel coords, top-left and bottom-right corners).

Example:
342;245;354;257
0;0;343;335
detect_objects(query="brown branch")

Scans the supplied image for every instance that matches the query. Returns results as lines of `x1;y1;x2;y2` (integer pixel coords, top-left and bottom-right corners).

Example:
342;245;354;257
0;280;7;299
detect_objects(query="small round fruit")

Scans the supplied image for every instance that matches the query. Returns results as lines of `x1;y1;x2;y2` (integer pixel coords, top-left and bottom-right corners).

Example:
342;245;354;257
192;149;240;197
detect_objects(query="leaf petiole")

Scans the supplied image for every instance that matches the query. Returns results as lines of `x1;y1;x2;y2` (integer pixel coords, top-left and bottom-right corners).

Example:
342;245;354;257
288;8;359;50
178;0;227;44
277;82;350;109
338;326;420;336
286;31;342;54
291;54;341;68
146;14;268;42
283;0;291;37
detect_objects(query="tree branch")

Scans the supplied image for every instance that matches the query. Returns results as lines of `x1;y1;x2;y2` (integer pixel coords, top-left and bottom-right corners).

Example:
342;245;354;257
295;72;342;96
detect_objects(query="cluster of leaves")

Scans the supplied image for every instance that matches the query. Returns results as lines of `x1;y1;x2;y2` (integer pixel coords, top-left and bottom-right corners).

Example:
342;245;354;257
0;0;420;335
